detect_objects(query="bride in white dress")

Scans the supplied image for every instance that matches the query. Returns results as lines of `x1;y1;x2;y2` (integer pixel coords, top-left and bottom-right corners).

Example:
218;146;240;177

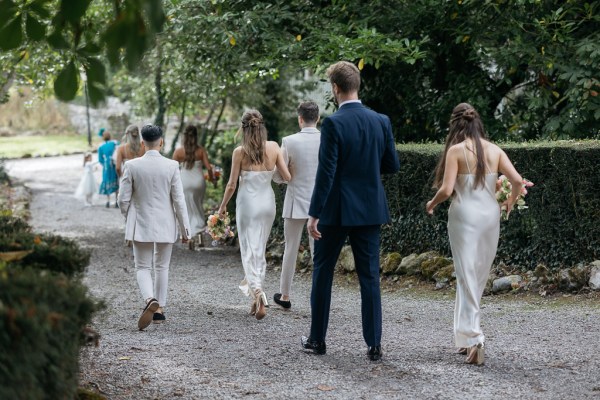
426;103;522;365
173;125;215;237
218;110;291;320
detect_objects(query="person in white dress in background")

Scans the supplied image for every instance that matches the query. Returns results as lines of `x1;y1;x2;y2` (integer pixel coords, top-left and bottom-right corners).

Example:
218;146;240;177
426;103;523;365
74;152;98;206
217;110;291;320
172;125;215;241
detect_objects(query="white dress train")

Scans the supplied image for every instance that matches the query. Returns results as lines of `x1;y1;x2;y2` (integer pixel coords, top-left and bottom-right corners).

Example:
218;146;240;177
180;161;207;236
236;169;276;297
448;145;500;348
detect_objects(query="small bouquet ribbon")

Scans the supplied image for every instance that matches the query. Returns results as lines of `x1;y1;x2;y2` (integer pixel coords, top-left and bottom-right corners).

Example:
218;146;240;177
206;212;235;246
495;175;534;220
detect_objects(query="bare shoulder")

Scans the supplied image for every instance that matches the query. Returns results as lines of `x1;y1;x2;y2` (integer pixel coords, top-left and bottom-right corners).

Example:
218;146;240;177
447;143;464;155
483;140;503;156
266;140;280;149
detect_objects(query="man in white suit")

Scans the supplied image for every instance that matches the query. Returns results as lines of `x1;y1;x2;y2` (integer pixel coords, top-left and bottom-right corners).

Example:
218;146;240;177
118;124;190;330
273;101;320;309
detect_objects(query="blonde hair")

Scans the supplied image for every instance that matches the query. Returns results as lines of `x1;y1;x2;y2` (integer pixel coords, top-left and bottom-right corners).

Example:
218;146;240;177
125;125;141;155
239;110;267;165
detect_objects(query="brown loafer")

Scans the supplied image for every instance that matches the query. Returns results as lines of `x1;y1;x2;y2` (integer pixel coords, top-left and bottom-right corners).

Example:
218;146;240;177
138;298;159;330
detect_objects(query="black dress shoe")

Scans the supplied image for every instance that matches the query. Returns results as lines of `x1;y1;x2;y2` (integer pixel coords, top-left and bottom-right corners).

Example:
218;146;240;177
273;293;291;309
367;345;382;361
301;336;326;355
153;312;166;324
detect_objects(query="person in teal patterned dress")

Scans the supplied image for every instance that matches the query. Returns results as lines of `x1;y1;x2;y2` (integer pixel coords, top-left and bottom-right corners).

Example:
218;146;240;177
98;130;119;208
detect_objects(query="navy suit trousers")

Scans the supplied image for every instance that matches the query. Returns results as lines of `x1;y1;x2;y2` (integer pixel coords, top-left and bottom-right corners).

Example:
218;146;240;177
309;224;382;347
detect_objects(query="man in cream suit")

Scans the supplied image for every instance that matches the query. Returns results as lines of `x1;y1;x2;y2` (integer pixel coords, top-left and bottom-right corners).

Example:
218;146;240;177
273;101;320;309
118;124;190;330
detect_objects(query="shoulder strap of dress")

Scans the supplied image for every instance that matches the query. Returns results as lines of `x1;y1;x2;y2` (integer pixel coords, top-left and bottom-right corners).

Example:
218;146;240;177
462;142;471;174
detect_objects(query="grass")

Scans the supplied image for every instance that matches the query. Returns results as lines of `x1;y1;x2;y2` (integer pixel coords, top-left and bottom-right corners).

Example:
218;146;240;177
0;135;101;159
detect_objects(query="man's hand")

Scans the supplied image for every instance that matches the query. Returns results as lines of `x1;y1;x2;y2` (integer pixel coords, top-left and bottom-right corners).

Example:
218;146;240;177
181;237;189;244
307;216;321;240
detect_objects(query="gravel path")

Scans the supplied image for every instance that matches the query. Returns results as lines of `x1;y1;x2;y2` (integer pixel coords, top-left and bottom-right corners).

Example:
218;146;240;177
6;154;600;400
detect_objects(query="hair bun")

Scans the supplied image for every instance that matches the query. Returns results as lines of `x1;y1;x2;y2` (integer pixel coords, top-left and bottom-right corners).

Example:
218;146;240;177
462;108;477;122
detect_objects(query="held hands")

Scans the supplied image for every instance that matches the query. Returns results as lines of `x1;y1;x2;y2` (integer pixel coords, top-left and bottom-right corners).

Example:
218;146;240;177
181;237;189;244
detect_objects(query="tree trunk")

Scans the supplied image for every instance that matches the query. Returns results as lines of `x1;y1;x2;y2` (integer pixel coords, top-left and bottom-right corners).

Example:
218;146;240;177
168;96;188;157
206;98;227;148
199;102;218;146
153;46;166;129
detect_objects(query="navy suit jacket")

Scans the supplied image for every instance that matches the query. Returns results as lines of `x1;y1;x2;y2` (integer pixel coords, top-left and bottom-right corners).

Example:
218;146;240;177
308;102;400;226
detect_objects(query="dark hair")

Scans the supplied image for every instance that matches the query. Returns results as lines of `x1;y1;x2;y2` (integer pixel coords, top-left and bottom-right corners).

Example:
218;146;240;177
182;125;199;170
141;124;163;143
433;103;488;189
297;101;319;124
240;110;267;165
326;61;361;94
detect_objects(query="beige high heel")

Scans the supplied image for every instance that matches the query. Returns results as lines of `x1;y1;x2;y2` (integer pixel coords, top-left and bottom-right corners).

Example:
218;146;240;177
254;290;268;320
465;343;485;365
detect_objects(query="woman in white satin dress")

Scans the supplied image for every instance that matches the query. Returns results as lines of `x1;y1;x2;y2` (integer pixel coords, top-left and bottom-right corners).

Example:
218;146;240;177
426;103;522;365
218;110;291;320
173;125;215;237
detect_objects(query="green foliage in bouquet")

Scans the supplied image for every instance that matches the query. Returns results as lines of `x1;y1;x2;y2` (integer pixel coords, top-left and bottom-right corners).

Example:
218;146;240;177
0;268;102;400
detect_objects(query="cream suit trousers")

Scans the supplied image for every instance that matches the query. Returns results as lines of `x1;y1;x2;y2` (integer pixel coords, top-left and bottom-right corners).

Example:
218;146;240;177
133;241;173;307
280;218;314;297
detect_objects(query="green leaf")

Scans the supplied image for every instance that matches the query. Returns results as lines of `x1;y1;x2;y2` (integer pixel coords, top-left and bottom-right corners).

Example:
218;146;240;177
144;0;165;33
54;61;79;101
78;42;101;56
47;30;69;49
59;0;92;24
86;83;105;106
84;57;106;85
29;0;51;19
25;14;46;41
0;0;18;27
0;16;23;51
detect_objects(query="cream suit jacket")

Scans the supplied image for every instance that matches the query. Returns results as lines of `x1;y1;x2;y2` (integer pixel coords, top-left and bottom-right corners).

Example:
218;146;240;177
273;127;321;219
118;150;190;243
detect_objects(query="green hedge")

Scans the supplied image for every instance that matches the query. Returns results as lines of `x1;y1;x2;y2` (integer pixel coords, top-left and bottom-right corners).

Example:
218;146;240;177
0;214;101;399
0;268;99;400
266;140;600;270
0;216;90;277
382;140;600;269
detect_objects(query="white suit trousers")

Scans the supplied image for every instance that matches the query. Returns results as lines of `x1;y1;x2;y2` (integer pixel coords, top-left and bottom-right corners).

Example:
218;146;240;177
279;218;314;296
132;241;173;307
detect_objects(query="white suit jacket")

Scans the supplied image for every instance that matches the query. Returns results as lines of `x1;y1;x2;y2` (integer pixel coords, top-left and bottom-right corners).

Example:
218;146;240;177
118;150;190;243
273;127;320;219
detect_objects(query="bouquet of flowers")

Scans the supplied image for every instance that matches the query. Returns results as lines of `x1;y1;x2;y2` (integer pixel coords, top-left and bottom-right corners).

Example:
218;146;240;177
204;165;222;183
206;212;235;246
495;175;534;220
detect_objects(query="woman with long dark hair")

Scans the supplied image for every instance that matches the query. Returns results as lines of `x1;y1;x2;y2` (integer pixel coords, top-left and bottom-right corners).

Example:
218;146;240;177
173;125;215;237
218;110;291;320
426;103;522;365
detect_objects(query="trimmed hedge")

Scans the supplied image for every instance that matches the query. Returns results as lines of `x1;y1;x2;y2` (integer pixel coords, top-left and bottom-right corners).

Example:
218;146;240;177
0;216;91;277
0;268;99;400
0;214;101;399
267;140;600;270
382;140;600;269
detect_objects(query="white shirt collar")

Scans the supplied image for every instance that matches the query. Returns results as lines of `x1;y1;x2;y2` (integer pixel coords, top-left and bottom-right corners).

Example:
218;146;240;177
145;149;161;156
300;127;319;134
339;99;362;108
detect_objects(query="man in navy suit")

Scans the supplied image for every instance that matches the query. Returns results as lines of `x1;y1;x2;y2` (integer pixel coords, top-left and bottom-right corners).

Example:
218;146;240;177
302;61;400;361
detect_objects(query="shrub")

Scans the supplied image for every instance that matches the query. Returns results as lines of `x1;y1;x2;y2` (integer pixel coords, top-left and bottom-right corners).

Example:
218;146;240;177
0;268;100;400
18;233;91;277
269;140;600;270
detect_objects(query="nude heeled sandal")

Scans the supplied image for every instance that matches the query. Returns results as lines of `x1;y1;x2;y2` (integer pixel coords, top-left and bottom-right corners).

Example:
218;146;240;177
465;343;485;365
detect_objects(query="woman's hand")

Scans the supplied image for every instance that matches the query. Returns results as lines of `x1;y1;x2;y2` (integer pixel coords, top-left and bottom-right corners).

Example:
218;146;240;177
217;205;227;218
426;200;435;215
